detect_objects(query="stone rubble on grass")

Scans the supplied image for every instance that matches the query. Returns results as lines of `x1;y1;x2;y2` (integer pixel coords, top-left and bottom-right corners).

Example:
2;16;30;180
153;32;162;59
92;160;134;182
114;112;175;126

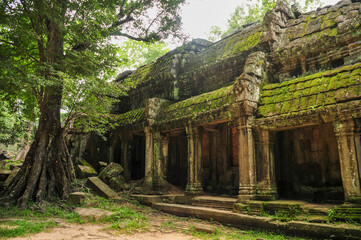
86;176;119;199
74;207;116;221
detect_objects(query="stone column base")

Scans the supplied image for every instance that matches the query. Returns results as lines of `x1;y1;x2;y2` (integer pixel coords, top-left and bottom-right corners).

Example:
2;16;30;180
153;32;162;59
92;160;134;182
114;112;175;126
345;195;361;204
238;186;257;202
185;183;204;196
256;186;277;200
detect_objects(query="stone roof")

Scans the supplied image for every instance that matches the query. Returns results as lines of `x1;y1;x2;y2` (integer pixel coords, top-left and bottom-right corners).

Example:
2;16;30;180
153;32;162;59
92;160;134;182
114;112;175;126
115;107;145;129
157;85;234;126
258;62;361;118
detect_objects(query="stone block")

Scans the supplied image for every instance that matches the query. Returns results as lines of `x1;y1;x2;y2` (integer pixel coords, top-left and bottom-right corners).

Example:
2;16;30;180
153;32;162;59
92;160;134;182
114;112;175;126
3;168;20;188
76;165;97;179
86;177;119;199
108;175;126;191
74;207;115;221
98;162;124;183
0;170;11;181
10;163;22;170
67;192;88;205
77;158;93;168
99;161;107;167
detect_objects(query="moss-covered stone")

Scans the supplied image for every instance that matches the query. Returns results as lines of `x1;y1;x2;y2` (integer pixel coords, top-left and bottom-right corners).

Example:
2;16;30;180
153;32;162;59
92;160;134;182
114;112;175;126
258;62;361;117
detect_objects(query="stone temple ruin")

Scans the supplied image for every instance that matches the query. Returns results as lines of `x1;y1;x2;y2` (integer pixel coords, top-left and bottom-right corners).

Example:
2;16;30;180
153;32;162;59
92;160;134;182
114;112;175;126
70;0;361;211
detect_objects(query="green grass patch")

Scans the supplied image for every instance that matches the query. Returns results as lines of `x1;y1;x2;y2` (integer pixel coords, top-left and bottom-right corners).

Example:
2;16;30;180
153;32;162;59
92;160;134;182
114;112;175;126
0;219;57;239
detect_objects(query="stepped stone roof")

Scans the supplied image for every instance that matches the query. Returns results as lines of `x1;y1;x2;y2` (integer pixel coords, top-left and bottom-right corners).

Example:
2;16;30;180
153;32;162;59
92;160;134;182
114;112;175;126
258;62;361;118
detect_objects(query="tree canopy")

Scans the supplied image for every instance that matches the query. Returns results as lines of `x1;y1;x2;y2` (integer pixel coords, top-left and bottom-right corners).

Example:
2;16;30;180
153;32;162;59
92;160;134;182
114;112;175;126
0;0;185;207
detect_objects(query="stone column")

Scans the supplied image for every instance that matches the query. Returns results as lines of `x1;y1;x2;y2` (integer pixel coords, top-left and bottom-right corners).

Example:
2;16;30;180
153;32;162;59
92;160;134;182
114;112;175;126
333;119;361;203
185;126;204;195
255;129;277;200
144;126;154;188
120;135;132;180
152;132;170;191
237;116;257;201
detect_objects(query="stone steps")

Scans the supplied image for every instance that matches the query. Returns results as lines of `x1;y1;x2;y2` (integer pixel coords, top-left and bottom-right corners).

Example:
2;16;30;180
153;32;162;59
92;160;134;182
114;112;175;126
191;196;237;211
153;202;361;239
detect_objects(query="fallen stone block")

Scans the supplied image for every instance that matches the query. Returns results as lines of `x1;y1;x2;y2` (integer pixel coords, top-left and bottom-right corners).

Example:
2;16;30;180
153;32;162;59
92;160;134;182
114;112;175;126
3;168;20;188
192;223;216;234
67;192;88;205
98;162;124;183
77;158;94;168
99;161;107;168
0;170;11;181
86;177;119;199
74;207;115;221
109;175;126;191
76;165;98;179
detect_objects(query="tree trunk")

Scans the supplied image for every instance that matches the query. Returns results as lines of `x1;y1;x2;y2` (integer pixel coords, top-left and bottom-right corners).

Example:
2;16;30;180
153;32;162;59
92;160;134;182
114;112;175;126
0;97;75;208
0;1;73;208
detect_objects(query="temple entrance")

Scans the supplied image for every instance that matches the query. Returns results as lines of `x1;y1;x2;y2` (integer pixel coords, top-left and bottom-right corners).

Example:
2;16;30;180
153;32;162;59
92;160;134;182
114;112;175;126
130;135;145;180
274;123;344;203
167;131;188;189
202;123;239;196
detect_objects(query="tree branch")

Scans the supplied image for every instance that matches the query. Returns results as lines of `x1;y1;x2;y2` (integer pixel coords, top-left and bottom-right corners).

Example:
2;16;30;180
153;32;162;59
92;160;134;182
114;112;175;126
109;32;151;42
0;39;40;63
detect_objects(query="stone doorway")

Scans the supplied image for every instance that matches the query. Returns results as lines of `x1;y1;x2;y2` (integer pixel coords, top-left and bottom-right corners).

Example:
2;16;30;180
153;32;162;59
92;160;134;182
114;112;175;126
274;123;344;203
167;131;188;189
202;123;239;196
130;135;145;180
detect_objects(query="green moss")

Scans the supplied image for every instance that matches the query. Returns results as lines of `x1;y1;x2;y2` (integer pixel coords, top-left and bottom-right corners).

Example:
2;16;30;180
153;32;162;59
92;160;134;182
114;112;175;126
230;29;262;55
259;62;361;118
162;85;234;121
116;108;145;126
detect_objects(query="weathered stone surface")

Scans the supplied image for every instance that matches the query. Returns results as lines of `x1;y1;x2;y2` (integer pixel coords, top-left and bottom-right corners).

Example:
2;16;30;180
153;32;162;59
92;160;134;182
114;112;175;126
86;177;119;199
76;165;97;179
3;168;20;188
67;192;88;205
74;207;115;220
77;158;94;168
108;176;126;192
192;223;216;234
99;161;107;167
0;170;11;181
98;162;124;183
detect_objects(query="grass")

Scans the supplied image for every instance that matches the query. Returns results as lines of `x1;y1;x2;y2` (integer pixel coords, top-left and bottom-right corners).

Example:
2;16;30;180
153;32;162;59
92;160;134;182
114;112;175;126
186;225;311;240
0;219;57;239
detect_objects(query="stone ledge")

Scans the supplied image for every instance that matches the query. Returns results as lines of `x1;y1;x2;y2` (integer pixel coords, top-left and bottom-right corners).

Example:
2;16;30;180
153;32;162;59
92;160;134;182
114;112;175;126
154;203;361;239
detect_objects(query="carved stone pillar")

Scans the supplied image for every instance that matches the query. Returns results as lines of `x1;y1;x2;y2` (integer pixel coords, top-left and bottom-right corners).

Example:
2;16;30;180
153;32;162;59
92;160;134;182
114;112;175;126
185;126;204;195
144;126;154;188
333;119;361;203
255;129;277;200
237;116;257;201
152;132;170;191
120;135;132;180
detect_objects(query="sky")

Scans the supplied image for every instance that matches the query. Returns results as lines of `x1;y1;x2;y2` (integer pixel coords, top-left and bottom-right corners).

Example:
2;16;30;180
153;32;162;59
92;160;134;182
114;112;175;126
179;0;340;41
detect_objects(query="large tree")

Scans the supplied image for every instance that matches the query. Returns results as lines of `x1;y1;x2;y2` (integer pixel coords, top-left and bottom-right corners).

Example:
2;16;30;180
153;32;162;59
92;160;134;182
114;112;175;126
0;0;185;208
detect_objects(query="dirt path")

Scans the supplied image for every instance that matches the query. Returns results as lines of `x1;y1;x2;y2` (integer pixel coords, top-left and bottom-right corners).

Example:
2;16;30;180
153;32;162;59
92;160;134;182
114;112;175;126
9;220;196;240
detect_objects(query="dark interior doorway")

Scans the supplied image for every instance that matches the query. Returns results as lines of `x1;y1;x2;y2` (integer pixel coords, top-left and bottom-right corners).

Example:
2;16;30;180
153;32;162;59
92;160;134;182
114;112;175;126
274;124;344;203
130;135;145;180
167;131;188;189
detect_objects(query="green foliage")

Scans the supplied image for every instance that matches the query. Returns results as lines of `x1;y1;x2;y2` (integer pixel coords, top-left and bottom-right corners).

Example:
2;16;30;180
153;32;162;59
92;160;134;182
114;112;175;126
208;0;276;41
0;101;26;146
208;0;322;42
0;220;57;239
0;0;186;141
117;40;170;71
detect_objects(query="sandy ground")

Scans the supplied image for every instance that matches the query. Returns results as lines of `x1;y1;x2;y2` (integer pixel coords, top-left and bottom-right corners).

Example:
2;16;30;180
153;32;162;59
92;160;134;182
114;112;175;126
8;221;196;240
